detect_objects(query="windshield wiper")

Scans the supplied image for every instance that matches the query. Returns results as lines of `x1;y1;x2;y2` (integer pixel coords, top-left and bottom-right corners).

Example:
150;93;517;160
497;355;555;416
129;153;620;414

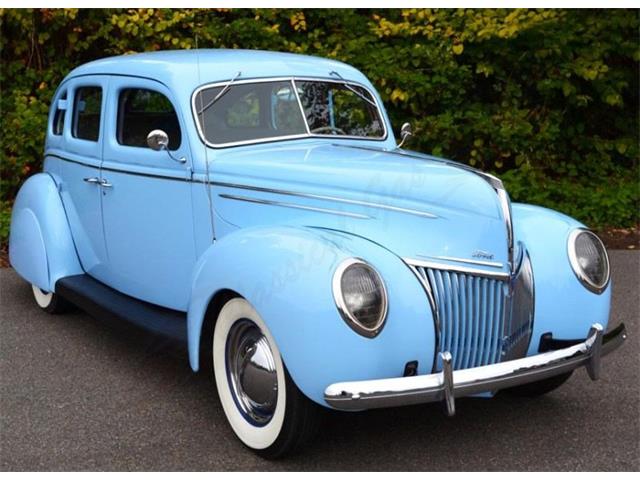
196;71;242;116
329;71;377;108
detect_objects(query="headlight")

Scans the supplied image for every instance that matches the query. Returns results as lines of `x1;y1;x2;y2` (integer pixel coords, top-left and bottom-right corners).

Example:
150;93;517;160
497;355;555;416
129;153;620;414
332;258;388;337
568;229;610;294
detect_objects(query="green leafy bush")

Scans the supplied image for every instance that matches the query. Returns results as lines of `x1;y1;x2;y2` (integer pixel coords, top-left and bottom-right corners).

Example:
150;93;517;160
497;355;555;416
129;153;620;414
1;8;638;246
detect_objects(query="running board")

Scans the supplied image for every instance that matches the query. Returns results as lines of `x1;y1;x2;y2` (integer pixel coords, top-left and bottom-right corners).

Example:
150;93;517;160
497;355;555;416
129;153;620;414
55;274;187;343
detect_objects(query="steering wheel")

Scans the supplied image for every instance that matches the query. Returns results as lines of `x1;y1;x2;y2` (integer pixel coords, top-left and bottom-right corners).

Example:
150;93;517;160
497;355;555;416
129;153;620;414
310;126;346;135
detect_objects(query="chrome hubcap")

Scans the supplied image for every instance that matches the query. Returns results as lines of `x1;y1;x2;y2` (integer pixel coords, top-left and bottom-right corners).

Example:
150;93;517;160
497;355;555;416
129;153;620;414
225;319;278;426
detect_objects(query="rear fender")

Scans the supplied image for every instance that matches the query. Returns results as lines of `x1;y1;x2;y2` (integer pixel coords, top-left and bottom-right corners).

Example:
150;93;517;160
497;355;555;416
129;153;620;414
9;173;83;292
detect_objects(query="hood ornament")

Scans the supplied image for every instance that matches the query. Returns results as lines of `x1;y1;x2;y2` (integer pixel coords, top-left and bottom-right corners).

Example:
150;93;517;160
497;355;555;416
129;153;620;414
472;250;494;260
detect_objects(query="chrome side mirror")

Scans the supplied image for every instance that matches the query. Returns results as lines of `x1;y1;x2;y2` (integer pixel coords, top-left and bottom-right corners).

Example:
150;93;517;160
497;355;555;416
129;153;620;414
146;129;186;164
147;129;170;151
397;122;413;148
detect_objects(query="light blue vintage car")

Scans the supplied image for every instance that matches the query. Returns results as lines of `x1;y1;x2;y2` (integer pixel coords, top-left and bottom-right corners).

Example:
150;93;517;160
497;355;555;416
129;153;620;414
9;49;626;457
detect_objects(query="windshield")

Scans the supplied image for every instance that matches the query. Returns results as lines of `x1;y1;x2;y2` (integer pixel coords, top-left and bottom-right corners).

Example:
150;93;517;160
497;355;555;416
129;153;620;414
193;79;385;146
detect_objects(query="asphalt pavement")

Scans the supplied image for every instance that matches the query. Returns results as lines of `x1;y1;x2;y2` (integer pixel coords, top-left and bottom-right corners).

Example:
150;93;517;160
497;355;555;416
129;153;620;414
1;251;638;471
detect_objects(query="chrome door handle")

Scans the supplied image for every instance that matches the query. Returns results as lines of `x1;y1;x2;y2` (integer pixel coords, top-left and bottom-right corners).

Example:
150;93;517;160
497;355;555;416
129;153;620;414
99;178;113;188
83;177;101;184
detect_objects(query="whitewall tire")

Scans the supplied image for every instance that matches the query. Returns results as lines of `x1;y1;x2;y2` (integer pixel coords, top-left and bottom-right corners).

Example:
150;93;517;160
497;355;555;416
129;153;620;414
31;284;69;314
212;297;320;458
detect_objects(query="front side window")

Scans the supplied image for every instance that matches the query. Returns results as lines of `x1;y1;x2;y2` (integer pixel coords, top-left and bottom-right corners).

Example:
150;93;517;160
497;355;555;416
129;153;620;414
117;88;181;150
52;91;66;135
193;79;385;146
73;86;102;141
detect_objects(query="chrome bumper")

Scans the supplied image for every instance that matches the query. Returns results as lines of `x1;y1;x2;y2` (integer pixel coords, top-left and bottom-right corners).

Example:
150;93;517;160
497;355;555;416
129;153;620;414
324;323;627;415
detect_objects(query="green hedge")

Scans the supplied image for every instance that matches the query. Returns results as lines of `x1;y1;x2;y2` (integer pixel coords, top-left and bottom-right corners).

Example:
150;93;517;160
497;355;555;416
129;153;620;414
1;8;638;245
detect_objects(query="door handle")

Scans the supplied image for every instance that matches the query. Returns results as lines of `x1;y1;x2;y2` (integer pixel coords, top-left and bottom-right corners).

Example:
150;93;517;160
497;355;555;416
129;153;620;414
83;177;101;184
99;178;113;188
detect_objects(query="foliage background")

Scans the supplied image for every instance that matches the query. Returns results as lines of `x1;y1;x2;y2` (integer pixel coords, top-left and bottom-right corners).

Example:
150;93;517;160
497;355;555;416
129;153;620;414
1;8;638;246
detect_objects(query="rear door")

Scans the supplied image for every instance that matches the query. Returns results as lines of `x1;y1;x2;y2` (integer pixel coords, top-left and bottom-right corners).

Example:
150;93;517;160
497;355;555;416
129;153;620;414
98;76;196;311
58;76;109;277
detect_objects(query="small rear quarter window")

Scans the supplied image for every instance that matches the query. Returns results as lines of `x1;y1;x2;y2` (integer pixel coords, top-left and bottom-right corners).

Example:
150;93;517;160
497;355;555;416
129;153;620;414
52;91;66;135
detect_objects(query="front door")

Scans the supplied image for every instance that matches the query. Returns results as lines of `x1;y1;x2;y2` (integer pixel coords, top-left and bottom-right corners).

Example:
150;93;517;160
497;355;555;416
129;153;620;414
57;76;110;277
98;77;196;311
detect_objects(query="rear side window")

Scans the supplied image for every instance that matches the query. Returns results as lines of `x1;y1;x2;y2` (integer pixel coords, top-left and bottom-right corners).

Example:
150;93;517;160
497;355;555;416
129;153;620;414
117;89;181;150
52;91;66;135
73;87;102;141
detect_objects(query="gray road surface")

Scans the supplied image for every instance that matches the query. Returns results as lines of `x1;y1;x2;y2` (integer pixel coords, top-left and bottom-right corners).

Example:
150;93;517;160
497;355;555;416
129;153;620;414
1;251;638;471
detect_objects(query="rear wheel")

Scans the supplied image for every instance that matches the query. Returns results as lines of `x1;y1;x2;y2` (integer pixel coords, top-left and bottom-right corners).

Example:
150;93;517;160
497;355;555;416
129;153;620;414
31;284;70;314
504;371;573;397
212;298;320;458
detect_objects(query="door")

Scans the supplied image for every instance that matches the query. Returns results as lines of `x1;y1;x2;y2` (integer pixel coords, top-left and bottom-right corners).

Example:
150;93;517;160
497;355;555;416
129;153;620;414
99;77;196;311
58;77;110;277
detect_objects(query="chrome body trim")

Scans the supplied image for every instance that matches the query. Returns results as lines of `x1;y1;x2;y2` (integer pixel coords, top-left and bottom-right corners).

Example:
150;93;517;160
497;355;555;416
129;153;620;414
213;181;438;219
332;258;388;338
406;263;442;370
496;188;515;273
191;76;388;148
324;323;627;412
218;193;371;220
567;228;611;294
403;257;510;281
420;255;504;269
51;154;440;220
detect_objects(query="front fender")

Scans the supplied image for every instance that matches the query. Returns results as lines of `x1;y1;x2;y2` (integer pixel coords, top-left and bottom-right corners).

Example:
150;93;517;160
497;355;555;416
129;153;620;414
187;226;434;406
512;203;611;355
9;173;83;292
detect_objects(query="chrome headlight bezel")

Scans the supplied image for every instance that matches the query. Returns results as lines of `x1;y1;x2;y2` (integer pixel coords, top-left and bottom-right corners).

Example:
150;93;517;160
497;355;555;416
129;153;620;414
567;228;610;294
332;258;388;338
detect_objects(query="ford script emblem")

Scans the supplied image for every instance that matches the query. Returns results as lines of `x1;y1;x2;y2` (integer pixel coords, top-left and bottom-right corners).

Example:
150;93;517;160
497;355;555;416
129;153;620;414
472;250;494;260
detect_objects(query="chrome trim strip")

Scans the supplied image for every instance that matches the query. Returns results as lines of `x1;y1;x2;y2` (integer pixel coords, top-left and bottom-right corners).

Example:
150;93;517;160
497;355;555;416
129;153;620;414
332;258;388;338
406;263;441;370
403;258;510;281
497;188;515;273
324;323;627;412
49;154;439;220
567;228;611;294
212;181;438;219
420;255;504;269
191;75;388;149
49;154;190;183
218;193;371;219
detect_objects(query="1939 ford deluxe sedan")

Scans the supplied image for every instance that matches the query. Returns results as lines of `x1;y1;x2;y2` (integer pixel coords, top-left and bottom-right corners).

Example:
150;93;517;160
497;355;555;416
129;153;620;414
9;49;627;458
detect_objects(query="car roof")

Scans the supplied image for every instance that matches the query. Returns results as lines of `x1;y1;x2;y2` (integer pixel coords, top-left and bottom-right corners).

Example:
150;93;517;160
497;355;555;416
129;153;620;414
66;49;373;93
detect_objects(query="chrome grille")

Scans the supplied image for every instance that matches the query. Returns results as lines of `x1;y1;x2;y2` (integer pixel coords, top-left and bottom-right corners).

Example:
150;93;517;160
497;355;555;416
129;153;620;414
411;251;534;371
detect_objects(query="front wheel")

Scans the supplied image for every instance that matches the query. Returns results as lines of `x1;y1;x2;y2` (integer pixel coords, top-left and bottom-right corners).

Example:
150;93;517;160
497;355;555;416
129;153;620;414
212;298;321;458
31;284;70;314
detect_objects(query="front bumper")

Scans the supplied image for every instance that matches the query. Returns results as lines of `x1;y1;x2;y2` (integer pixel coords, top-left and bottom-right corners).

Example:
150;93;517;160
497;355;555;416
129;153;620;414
324;323;627;415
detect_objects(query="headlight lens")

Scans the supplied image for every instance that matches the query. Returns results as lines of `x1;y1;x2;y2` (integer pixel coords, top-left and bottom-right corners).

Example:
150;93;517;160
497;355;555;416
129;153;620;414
568;229;610;294
333;259;388;337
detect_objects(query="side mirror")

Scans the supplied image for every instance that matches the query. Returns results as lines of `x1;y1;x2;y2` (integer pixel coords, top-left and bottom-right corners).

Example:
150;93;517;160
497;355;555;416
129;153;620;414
397;122;413;148
146;129;186;164
147;129;170;151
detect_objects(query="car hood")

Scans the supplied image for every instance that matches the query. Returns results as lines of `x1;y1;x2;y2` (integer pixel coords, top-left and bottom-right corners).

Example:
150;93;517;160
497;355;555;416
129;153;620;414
209;142;511;270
